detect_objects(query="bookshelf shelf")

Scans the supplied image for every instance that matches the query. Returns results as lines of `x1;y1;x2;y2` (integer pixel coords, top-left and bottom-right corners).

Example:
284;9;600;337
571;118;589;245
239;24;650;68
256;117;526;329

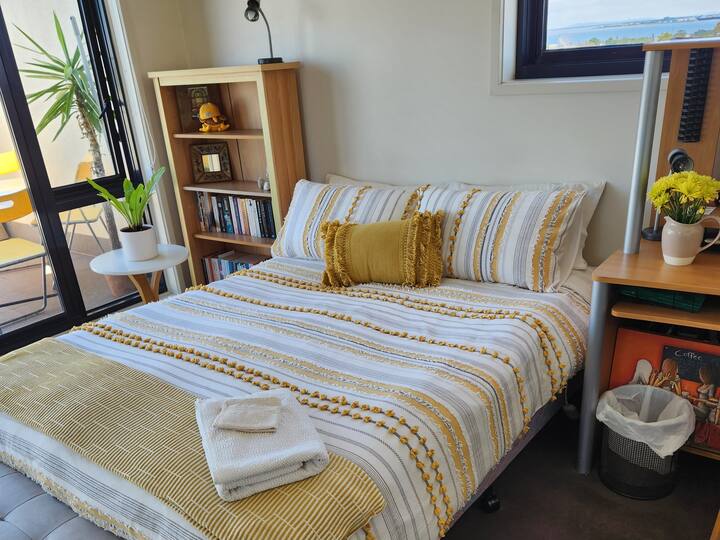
151;64;305;285
183;181;272;198
193;232;274;252
173;129;263;140
611;299;720;332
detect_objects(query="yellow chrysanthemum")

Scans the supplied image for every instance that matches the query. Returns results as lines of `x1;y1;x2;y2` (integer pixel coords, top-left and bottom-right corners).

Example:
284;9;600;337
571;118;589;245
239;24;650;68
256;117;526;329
648;171;720;224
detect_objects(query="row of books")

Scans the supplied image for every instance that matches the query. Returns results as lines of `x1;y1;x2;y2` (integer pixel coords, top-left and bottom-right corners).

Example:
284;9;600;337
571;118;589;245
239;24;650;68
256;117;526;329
196;192;276;238
202;251;265;282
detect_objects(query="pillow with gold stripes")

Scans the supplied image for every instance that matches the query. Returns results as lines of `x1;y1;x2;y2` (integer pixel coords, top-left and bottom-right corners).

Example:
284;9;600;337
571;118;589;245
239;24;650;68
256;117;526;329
417;186;586;292
272;180;422;260
320;211;443;288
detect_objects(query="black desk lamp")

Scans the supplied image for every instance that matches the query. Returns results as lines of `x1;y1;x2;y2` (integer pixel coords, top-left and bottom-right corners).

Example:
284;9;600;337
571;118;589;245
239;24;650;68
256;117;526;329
244;0;283;65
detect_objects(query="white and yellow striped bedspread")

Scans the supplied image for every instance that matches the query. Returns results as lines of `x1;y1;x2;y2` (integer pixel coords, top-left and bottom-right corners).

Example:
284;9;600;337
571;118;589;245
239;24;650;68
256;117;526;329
9;256;588;540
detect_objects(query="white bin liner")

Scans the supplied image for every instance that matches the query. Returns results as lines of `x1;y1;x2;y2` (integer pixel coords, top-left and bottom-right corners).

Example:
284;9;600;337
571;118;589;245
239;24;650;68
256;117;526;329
596;384;695;458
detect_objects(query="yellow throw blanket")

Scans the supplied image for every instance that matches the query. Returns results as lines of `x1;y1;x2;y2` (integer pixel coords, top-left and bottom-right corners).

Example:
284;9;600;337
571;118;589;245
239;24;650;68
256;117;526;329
0;339;385;540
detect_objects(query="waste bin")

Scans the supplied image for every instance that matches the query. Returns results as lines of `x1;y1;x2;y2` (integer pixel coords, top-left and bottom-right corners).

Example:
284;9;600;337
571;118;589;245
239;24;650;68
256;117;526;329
595;384;695;500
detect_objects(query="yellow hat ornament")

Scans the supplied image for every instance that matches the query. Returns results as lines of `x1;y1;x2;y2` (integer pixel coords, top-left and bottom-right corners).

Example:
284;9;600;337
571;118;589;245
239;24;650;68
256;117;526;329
198;102;230;133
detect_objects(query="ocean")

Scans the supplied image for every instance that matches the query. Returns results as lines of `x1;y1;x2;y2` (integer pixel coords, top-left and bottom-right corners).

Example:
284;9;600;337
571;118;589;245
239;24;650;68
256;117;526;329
547;19;720;48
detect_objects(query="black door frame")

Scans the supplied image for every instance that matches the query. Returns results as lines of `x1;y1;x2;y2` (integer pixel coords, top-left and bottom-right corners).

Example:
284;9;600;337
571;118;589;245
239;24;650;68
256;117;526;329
0;1;144;354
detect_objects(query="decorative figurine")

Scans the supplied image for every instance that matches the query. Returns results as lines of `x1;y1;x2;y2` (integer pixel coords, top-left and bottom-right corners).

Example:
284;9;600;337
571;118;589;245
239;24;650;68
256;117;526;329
198;102;230;132
257;175;271;192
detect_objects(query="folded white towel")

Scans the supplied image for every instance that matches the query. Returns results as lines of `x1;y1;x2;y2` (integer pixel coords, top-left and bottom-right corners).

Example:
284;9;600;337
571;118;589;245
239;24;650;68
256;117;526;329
195;389;329;501
213;394;281;433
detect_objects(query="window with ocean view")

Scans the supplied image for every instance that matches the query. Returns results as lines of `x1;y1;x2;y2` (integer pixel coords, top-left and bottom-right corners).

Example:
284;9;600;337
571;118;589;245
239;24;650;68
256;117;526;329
547;0;720;50
516;0;720;79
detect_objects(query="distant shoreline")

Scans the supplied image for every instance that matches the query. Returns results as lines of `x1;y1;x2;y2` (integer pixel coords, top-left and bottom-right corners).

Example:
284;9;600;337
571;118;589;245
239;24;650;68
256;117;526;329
547;13;720;49
550;13;720;33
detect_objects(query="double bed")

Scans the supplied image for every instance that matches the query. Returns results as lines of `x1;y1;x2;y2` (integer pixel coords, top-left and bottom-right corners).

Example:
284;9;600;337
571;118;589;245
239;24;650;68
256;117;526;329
0;256;590;539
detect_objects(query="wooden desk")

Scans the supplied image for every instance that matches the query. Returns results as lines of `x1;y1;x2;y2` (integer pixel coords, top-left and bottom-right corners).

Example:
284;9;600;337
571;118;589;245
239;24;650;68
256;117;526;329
577;239;720;474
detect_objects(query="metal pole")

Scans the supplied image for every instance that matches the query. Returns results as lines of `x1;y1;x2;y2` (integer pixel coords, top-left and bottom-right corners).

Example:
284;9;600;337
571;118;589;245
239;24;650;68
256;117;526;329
623;50;664;254
577;281;610;474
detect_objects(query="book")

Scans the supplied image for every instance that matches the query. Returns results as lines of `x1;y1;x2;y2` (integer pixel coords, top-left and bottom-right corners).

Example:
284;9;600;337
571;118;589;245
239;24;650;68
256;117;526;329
247;199;260;237
229;196;240;235
221;196;234;234
232;197;245;235
266;200;277;238
257;198;267;238
196;192;207;232
201;251;266;282
210;195;220;233
201;256;211;282
240;199;250;235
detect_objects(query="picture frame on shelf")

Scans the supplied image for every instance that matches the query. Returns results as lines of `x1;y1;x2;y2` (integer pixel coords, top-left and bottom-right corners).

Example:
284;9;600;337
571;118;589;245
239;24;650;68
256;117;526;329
175;85;221;133
610;328;720;458
191;143;232;183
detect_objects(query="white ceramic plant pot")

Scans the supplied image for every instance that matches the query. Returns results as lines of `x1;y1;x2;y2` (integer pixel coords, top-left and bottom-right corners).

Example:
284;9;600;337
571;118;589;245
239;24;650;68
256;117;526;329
119;225;158;262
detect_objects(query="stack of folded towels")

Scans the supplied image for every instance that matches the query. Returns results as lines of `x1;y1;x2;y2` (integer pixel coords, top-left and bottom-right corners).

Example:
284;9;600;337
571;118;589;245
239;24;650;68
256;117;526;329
195;388;329;501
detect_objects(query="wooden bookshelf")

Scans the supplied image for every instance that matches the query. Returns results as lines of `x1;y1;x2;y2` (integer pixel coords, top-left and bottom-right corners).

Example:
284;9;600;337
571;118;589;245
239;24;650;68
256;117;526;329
150;64;306;285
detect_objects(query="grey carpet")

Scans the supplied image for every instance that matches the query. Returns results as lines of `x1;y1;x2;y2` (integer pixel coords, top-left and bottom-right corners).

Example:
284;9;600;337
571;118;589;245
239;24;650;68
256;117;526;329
447;412;719;540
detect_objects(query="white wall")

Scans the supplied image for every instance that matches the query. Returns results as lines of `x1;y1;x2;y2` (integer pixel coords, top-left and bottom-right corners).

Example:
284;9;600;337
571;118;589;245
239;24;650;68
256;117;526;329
160;0;666;264
112;0;193;289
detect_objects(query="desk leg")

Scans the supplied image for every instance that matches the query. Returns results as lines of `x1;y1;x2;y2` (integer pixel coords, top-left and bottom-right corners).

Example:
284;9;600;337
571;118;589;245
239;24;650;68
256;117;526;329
577;281;610;474
129;271;162;304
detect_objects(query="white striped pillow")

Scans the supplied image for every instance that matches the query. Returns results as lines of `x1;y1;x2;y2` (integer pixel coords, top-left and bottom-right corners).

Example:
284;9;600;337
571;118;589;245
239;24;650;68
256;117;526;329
418;186;586;292
272;180;420;260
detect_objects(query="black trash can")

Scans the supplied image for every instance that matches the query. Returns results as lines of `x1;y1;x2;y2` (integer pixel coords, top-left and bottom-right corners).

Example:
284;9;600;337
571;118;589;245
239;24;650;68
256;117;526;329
595;384;694;500
599;424;678;499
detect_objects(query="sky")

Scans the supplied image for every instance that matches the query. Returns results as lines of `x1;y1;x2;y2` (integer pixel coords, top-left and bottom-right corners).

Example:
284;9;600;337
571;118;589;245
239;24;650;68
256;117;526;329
547;0;720;29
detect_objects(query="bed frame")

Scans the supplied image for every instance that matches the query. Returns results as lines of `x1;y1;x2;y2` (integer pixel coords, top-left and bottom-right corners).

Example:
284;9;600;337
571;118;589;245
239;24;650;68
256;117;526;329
452;374;582;522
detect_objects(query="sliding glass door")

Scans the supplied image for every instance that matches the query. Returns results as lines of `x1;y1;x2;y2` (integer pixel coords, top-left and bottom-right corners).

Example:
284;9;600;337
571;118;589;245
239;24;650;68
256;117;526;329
0;0;145;352
0;117;61;333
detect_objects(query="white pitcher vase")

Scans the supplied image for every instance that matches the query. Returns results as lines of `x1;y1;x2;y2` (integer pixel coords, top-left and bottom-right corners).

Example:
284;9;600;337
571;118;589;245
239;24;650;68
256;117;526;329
661;216;720;266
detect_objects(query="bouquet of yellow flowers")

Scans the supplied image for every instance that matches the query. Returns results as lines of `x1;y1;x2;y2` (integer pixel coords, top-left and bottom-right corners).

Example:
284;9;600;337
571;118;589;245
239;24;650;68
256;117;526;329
648;171;720;224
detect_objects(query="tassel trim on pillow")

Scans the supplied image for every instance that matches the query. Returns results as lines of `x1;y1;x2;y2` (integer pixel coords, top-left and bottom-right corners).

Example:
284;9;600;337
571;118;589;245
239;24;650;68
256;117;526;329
321;220;354;287
321;212;443;288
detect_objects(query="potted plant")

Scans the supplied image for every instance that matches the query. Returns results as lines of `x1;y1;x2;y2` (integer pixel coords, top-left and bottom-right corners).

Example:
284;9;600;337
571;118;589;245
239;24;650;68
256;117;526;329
648;171;720;266
87;167;165;261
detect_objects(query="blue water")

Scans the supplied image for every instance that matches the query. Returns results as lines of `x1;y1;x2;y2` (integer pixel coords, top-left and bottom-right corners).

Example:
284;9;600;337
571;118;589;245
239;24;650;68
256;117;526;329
547;19;720;48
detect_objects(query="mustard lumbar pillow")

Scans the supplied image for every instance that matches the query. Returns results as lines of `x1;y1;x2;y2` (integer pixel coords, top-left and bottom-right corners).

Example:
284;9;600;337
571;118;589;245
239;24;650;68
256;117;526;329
321;211;444;288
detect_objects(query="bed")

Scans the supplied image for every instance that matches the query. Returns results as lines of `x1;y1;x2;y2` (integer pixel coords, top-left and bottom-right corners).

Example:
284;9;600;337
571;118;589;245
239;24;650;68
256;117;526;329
0;256;590;540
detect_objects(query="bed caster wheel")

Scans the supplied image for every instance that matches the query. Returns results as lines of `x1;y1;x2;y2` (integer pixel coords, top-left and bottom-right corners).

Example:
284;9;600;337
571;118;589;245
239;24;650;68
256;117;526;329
476;486;501;513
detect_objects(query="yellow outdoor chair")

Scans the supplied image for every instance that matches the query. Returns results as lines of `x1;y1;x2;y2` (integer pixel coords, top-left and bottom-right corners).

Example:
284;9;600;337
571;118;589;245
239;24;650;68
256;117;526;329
60;162;108;253
30;162;108;253
0;189;53;331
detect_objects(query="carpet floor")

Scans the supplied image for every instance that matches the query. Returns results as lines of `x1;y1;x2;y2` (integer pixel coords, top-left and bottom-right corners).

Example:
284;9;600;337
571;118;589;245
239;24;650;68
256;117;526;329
447;412;719;540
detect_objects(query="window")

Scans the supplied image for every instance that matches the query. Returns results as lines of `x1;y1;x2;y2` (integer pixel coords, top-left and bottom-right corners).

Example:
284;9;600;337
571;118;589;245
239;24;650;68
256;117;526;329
516;0;720;79
0;0;148;352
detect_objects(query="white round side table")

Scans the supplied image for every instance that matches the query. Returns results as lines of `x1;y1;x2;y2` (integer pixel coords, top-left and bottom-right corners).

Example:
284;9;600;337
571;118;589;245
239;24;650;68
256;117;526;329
90;244;188;304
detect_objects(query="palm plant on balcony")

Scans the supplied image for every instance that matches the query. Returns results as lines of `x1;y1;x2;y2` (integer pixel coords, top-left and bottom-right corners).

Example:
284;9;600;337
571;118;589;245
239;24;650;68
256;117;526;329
15;13;120;248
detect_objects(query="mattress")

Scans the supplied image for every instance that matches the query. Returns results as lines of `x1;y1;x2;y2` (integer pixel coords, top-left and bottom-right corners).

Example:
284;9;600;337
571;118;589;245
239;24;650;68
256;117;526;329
1;257;589;540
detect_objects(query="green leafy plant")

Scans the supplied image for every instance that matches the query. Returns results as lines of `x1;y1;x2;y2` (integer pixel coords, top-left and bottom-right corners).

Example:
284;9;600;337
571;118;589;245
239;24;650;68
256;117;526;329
16;13;122;247
16;13;100;140
87;167;165;232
